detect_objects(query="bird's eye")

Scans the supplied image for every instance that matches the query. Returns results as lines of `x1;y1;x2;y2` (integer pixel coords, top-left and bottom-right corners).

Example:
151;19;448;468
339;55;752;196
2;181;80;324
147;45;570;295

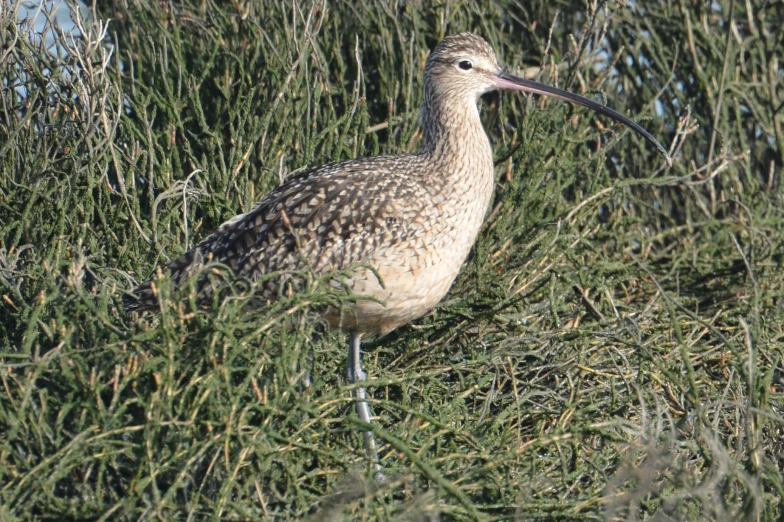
458;60;473;71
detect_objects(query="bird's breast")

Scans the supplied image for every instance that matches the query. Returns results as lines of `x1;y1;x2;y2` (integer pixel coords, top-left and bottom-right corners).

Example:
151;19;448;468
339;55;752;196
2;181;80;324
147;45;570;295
331;158;495;335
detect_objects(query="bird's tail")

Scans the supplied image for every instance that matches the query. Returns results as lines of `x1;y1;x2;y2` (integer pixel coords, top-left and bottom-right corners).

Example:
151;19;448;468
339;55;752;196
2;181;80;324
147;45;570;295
122;280;160;313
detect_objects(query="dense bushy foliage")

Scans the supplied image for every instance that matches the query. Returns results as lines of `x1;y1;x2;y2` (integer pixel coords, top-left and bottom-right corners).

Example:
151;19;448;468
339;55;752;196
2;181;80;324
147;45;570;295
1;0;782;520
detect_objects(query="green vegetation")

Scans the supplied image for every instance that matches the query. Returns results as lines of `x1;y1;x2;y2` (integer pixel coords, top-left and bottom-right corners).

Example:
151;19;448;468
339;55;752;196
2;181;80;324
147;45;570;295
1;0;782;519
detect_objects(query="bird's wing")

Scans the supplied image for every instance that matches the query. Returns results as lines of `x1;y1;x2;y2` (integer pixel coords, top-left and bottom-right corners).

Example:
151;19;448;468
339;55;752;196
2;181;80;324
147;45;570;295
123;156;422;312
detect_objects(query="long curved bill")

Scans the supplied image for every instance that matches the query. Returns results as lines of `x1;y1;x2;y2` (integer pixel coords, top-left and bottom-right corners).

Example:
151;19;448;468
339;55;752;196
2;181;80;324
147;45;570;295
494;71;672;166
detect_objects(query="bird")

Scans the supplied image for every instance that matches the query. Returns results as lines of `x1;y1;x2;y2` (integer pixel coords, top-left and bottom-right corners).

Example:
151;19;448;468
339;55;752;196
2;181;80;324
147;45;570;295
123;32;671;468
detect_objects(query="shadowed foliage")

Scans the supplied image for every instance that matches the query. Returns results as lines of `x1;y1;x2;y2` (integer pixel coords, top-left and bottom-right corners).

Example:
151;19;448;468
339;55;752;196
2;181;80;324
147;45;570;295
1;0;783;520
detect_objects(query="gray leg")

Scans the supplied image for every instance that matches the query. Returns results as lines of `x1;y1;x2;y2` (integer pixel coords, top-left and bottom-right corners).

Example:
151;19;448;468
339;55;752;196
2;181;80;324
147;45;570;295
346;331;381;469
301;348;314;389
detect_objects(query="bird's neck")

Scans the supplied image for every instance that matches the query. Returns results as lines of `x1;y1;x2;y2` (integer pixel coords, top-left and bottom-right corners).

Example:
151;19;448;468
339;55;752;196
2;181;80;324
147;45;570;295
414;87;496;251
417;88;494;184
413;88;496;267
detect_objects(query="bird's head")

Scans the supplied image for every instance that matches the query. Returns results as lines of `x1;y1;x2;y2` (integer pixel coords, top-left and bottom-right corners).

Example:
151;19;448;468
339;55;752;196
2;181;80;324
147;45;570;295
424;33;501;102
424;32;671;165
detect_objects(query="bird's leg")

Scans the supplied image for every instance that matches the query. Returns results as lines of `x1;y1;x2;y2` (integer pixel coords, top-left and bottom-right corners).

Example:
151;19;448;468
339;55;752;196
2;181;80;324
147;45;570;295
346;330;380;468
301;348;314;390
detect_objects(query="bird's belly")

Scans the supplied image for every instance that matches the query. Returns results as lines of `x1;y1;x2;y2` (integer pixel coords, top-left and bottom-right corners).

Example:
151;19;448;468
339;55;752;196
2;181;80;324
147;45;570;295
325;236;472;335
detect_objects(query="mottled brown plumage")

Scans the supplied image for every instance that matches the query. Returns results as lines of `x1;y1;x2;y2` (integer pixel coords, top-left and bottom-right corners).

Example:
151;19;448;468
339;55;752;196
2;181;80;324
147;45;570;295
124;34;499;335
124;33;669;467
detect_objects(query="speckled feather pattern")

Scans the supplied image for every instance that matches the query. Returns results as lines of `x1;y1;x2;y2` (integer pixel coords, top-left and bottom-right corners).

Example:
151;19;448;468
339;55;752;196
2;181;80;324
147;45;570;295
124;33;498;335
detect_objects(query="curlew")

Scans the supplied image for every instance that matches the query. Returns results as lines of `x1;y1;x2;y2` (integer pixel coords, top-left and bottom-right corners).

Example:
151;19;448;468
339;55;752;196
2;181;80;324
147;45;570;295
124;33;670;468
